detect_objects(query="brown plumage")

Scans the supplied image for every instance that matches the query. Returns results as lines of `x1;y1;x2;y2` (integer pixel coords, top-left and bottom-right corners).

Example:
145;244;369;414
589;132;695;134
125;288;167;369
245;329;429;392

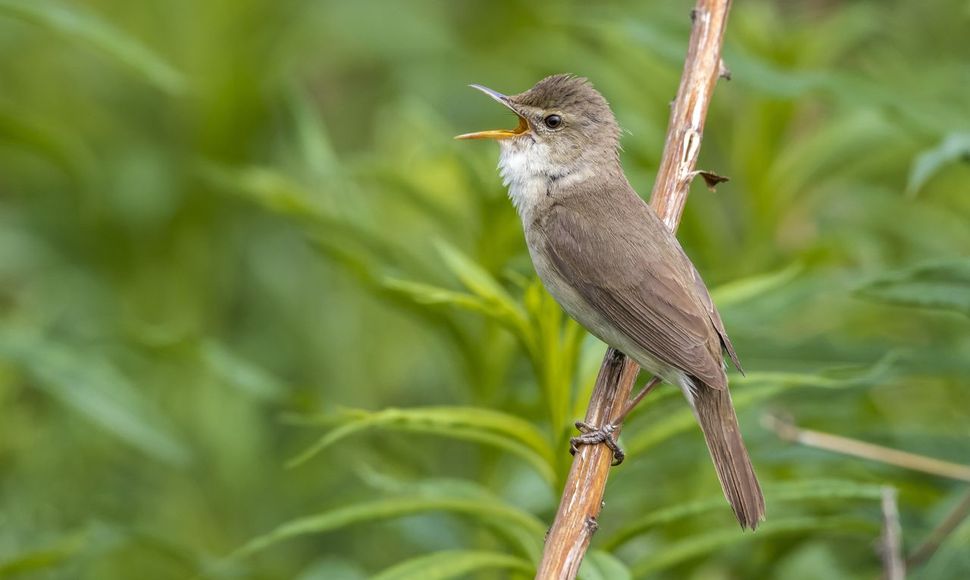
458;74;765;529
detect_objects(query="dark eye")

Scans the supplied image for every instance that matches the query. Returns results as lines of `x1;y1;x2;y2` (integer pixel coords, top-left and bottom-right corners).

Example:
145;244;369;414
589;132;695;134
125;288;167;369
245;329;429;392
543;114;562;129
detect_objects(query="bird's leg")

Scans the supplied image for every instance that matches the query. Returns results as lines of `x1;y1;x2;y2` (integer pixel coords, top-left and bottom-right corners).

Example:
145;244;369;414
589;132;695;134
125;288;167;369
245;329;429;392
569;376;662;466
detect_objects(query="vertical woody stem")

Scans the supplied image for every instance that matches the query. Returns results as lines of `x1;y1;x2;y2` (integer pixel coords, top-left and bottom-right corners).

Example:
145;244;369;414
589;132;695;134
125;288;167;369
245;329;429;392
535;1;733;578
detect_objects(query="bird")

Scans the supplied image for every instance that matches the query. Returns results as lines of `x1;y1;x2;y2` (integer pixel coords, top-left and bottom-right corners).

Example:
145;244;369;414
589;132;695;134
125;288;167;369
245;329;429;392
456;74;765;530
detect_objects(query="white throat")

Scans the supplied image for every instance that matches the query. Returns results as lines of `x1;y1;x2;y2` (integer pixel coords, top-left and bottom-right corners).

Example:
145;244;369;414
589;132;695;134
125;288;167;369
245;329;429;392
497;138;592;220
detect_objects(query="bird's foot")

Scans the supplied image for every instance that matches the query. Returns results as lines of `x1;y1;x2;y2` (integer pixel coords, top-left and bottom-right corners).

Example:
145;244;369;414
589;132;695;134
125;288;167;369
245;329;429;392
569;421;625;466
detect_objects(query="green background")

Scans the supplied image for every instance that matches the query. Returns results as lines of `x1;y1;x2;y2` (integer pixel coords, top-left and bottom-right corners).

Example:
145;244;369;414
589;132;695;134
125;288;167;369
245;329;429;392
1;0;968;578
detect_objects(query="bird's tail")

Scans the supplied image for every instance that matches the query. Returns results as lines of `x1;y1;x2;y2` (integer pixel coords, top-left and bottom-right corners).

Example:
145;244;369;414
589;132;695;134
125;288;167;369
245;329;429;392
690;384;765;530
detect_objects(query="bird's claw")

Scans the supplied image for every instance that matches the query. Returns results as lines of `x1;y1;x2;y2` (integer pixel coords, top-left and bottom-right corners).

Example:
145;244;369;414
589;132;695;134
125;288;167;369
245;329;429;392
569;421;625;466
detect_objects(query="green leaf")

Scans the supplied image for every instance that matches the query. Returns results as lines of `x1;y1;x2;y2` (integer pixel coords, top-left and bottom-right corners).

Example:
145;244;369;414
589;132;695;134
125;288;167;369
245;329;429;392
0;0;186;94
0;102;97;189
381;278;505;323
856;258;970;317
0;332;191;466
624;362;891;457
200;341;286;401
578;550;632;580
0;533;85;576
234;496;546;560
710;263;803;307
434;240;532;344
631;517;877;576
371;550;533;580
907;133;970;196
603;479;885;550
286;406;556;483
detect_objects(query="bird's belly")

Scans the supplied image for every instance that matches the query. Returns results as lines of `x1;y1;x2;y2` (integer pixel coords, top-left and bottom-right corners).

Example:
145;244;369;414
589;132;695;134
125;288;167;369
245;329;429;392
527;242;684;385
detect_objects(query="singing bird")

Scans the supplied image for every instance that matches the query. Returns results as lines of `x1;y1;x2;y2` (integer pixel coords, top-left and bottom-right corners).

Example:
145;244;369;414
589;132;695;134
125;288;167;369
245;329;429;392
456;74;765;529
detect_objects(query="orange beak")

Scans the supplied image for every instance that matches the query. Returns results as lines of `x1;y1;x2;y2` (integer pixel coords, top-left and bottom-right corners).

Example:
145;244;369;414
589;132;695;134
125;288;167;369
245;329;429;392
455;84;531;140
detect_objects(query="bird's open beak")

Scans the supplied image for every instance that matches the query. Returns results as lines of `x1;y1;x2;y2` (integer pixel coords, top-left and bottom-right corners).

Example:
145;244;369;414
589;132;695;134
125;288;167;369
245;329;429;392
455;84;530;140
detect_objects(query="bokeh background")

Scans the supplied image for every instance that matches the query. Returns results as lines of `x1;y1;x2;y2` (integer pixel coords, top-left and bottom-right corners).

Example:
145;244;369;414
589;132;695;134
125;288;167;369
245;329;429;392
1;0;969;578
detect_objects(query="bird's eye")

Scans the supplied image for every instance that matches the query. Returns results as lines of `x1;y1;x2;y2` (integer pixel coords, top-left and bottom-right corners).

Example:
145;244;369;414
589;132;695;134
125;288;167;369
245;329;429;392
543;114;562;129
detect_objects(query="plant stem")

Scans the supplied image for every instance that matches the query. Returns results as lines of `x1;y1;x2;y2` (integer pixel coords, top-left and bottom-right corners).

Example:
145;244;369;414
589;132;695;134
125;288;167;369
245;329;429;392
907;487;970;568
879;486;906;580
535;1;734;577
762;412;970;482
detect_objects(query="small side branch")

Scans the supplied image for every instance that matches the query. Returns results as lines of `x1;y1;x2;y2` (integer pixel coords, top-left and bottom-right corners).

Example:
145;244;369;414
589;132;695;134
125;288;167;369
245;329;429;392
536;1;734;578
907;488;970;568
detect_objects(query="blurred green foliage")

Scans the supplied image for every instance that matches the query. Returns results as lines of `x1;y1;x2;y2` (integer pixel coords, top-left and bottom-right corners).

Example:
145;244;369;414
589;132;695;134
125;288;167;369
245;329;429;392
1;0;969;578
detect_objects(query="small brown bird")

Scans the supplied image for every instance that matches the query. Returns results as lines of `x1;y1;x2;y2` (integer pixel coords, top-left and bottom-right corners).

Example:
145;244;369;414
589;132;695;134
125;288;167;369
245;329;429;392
457;74;765;529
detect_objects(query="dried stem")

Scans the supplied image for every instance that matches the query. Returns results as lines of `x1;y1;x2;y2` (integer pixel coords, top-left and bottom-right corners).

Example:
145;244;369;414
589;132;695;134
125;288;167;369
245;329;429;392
906;487;970;568
762;412;970;483
879;487;906;580
535;1;733;577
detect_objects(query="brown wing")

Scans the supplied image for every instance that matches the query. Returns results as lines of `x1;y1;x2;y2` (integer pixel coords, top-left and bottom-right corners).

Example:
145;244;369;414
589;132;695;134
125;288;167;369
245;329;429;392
689;262;743;375
536;191;734;389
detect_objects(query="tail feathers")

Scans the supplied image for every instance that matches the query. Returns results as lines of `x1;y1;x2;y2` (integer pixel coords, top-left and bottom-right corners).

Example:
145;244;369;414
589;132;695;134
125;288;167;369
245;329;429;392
691;384;765;530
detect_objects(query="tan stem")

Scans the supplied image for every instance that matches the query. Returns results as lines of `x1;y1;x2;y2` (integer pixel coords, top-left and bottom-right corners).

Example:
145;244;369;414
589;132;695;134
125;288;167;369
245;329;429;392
879;487;906;580
535;1;734;577
763;412;970;483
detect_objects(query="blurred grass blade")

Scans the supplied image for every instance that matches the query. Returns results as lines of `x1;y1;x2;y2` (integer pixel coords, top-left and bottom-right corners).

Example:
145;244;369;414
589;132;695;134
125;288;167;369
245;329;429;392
287;406;556;483
434;240;532;343
201;163;431;280
578;550;632;580
286;85;341;176
0;0;186;94
631;517;876;576
625;361;893;457
371;550;533;580
710;263;803;307
0;333;191;466
346;474;545;563
0;533;85;576
234;496;546;560
907;133;970;196
856;258;970;317
200;341;287;401
0;102;97;188
200;164;324;219
382;278;511;326
603;479;885;550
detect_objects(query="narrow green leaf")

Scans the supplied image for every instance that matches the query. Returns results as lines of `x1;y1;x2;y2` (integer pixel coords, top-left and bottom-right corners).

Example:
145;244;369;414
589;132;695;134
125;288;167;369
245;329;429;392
372;550;533;580
578;550;632;580
286;85;341;176
0;0;186;94
435;240;513;303
287;406;556;483
0;533;85;576
433;240;532;343
381;278;503;322
0;333;191;466
907;133;970;196
0;102;97;188
631;517;877;576
856;258;970;317
710;263;803;307
603;479;885;550
624;362;891;457
234;497;546;560
200;341;286;401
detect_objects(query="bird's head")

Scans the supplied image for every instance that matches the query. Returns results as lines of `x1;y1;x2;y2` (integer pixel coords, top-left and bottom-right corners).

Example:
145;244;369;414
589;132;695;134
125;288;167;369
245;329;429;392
456;75;621;171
